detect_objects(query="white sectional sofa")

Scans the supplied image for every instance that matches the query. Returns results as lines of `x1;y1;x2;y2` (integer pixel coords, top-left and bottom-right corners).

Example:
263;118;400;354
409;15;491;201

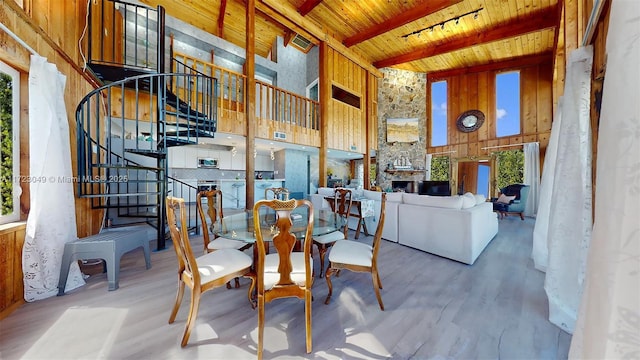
311;188;499;265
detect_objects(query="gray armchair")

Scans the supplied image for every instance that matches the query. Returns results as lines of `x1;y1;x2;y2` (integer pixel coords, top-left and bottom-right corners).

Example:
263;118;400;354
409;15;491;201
492;184;530;220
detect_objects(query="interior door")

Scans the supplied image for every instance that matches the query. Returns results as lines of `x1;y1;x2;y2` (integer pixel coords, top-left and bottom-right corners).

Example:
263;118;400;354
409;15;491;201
458;161;478;194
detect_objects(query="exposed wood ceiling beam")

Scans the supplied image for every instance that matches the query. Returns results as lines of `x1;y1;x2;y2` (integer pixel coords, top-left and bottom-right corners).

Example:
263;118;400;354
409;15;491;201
427;52;554;80
374;5;558;68
343;0;463;47
298;0;323;16
218;0;227;37
259;0;383;77
255;2;320;46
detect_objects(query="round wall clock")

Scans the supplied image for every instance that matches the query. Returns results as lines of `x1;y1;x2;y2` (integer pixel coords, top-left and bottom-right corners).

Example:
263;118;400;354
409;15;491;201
456;109;485;133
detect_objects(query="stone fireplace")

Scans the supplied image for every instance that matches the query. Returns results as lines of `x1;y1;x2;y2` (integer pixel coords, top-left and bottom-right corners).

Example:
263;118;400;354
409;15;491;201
392;180;418;193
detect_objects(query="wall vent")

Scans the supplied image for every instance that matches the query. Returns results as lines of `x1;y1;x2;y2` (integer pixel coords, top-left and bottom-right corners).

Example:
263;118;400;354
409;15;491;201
274;131;287;140
287;33;314;53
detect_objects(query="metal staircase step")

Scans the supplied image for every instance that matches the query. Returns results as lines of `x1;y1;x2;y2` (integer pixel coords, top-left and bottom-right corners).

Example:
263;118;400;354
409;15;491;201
164;129;215;138
165;89;210;119
86;63;155;86
124;148;167;159
162;138;198;147
92;163;161;171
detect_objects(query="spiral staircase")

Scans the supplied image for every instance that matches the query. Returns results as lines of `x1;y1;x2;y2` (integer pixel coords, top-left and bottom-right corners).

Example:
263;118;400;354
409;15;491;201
76;0;216;249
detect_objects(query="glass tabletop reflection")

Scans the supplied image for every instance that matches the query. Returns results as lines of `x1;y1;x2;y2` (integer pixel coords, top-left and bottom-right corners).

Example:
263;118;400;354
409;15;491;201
213;208;345;243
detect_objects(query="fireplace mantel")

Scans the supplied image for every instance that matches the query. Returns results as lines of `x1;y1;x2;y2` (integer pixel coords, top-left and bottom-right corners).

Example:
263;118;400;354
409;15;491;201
384;169;425;175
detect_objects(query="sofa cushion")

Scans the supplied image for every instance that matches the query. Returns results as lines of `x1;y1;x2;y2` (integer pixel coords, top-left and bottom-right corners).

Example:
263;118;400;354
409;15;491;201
402;193;463;209
462;193;476;209
474;194;487;205
362;189;382;201
385;192;404;203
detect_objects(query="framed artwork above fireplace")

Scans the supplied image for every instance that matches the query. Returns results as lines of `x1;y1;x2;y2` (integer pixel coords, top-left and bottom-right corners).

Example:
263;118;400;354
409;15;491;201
386;117;419;143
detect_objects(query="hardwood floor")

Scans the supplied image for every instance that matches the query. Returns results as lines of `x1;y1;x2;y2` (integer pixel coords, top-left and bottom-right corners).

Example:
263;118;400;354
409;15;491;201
0;216;571;359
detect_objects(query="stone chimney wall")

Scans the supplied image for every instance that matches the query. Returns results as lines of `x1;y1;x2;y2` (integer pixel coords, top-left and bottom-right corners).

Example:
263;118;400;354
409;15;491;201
377;68;427;191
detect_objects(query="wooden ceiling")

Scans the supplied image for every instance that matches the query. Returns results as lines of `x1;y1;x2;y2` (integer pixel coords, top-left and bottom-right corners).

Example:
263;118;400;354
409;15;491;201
140;0;559;74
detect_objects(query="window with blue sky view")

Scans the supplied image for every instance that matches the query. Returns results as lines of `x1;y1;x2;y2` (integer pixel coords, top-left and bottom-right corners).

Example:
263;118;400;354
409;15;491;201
430;80;447;146
496;71;521;137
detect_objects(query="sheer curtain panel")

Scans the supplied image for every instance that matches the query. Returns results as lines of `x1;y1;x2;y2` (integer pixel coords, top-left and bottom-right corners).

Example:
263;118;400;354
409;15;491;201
22;55;85;301
542;45;594;334
523;142;540;217
569;0;640;357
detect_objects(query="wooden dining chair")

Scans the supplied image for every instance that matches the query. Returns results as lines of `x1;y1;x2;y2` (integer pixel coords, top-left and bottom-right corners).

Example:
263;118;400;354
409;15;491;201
324;192;387;310
196;189;252;288
252;198;314;360
166;196;255;347
312;188;353;277
264;186;290;200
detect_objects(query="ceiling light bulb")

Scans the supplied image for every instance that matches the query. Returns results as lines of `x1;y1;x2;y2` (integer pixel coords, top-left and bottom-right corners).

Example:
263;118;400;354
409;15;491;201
440;23;445;30
474;11;479;19
455;18;459;25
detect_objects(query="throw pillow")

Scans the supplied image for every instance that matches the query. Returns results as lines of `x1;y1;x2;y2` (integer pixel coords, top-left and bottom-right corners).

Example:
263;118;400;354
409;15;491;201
496;194;516;204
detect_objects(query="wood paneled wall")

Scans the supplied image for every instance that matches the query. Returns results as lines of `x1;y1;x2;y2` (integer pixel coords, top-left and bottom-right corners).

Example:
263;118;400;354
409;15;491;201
1;0;104;317
0;223;26;319
325;46;368;153
427;61;553;161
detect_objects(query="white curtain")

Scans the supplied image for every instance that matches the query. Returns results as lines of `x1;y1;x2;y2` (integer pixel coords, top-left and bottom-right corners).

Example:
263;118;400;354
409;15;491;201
569;1;640;357
542;45;594;334
523;142;540;217
532;99;563;272
22;55;85;301
425;153;432;180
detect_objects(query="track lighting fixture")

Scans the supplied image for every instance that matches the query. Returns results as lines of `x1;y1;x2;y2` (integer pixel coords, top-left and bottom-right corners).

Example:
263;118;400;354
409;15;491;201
400;7;483;40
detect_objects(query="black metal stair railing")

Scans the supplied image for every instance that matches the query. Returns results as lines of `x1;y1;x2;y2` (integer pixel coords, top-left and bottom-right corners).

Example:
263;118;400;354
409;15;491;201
76;72;217;249
87;0;162;82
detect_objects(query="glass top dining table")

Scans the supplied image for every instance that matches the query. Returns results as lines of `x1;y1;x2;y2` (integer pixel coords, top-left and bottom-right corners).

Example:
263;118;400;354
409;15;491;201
213;208;345;243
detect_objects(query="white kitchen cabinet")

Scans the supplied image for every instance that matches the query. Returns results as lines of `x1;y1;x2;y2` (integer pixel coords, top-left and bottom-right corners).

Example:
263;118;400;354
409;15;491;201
230;151;246;170
168;146;185;168
183;146;198;168
217;150;232;169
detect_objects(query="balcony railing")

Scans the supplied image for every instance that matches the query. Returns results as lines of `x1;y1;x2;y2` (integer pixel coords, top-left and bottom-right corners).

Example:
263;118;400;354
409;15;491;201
172;51;319;134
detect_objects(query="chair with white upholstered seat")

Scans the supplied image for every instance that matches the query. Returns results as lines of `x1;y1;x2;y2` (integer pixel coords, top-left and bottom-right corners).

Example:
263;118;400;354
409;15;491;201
312;188;353;277
252;198;314;360
196;189;252;288
325;192;386;310
166;196;254;347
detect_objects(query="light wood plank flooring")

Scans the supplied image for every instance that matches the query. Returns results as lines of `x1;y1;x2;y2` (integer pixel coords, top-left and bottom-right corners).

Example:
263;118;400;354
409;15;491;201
0;216;571;359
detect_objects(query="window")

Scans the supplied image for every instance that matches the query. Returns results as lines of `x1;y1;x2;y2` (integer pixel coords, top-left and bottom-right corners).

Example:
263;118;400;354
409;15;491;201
496;149;524;190
430;80;447;146
495;71;520;137
430;156;450;181
0;60;20;224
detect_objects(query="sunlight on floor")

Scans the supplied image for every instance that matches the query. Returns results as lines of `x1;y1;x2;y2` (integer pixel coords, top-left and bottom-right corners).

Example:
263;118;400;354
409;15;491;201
22;307;127;359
